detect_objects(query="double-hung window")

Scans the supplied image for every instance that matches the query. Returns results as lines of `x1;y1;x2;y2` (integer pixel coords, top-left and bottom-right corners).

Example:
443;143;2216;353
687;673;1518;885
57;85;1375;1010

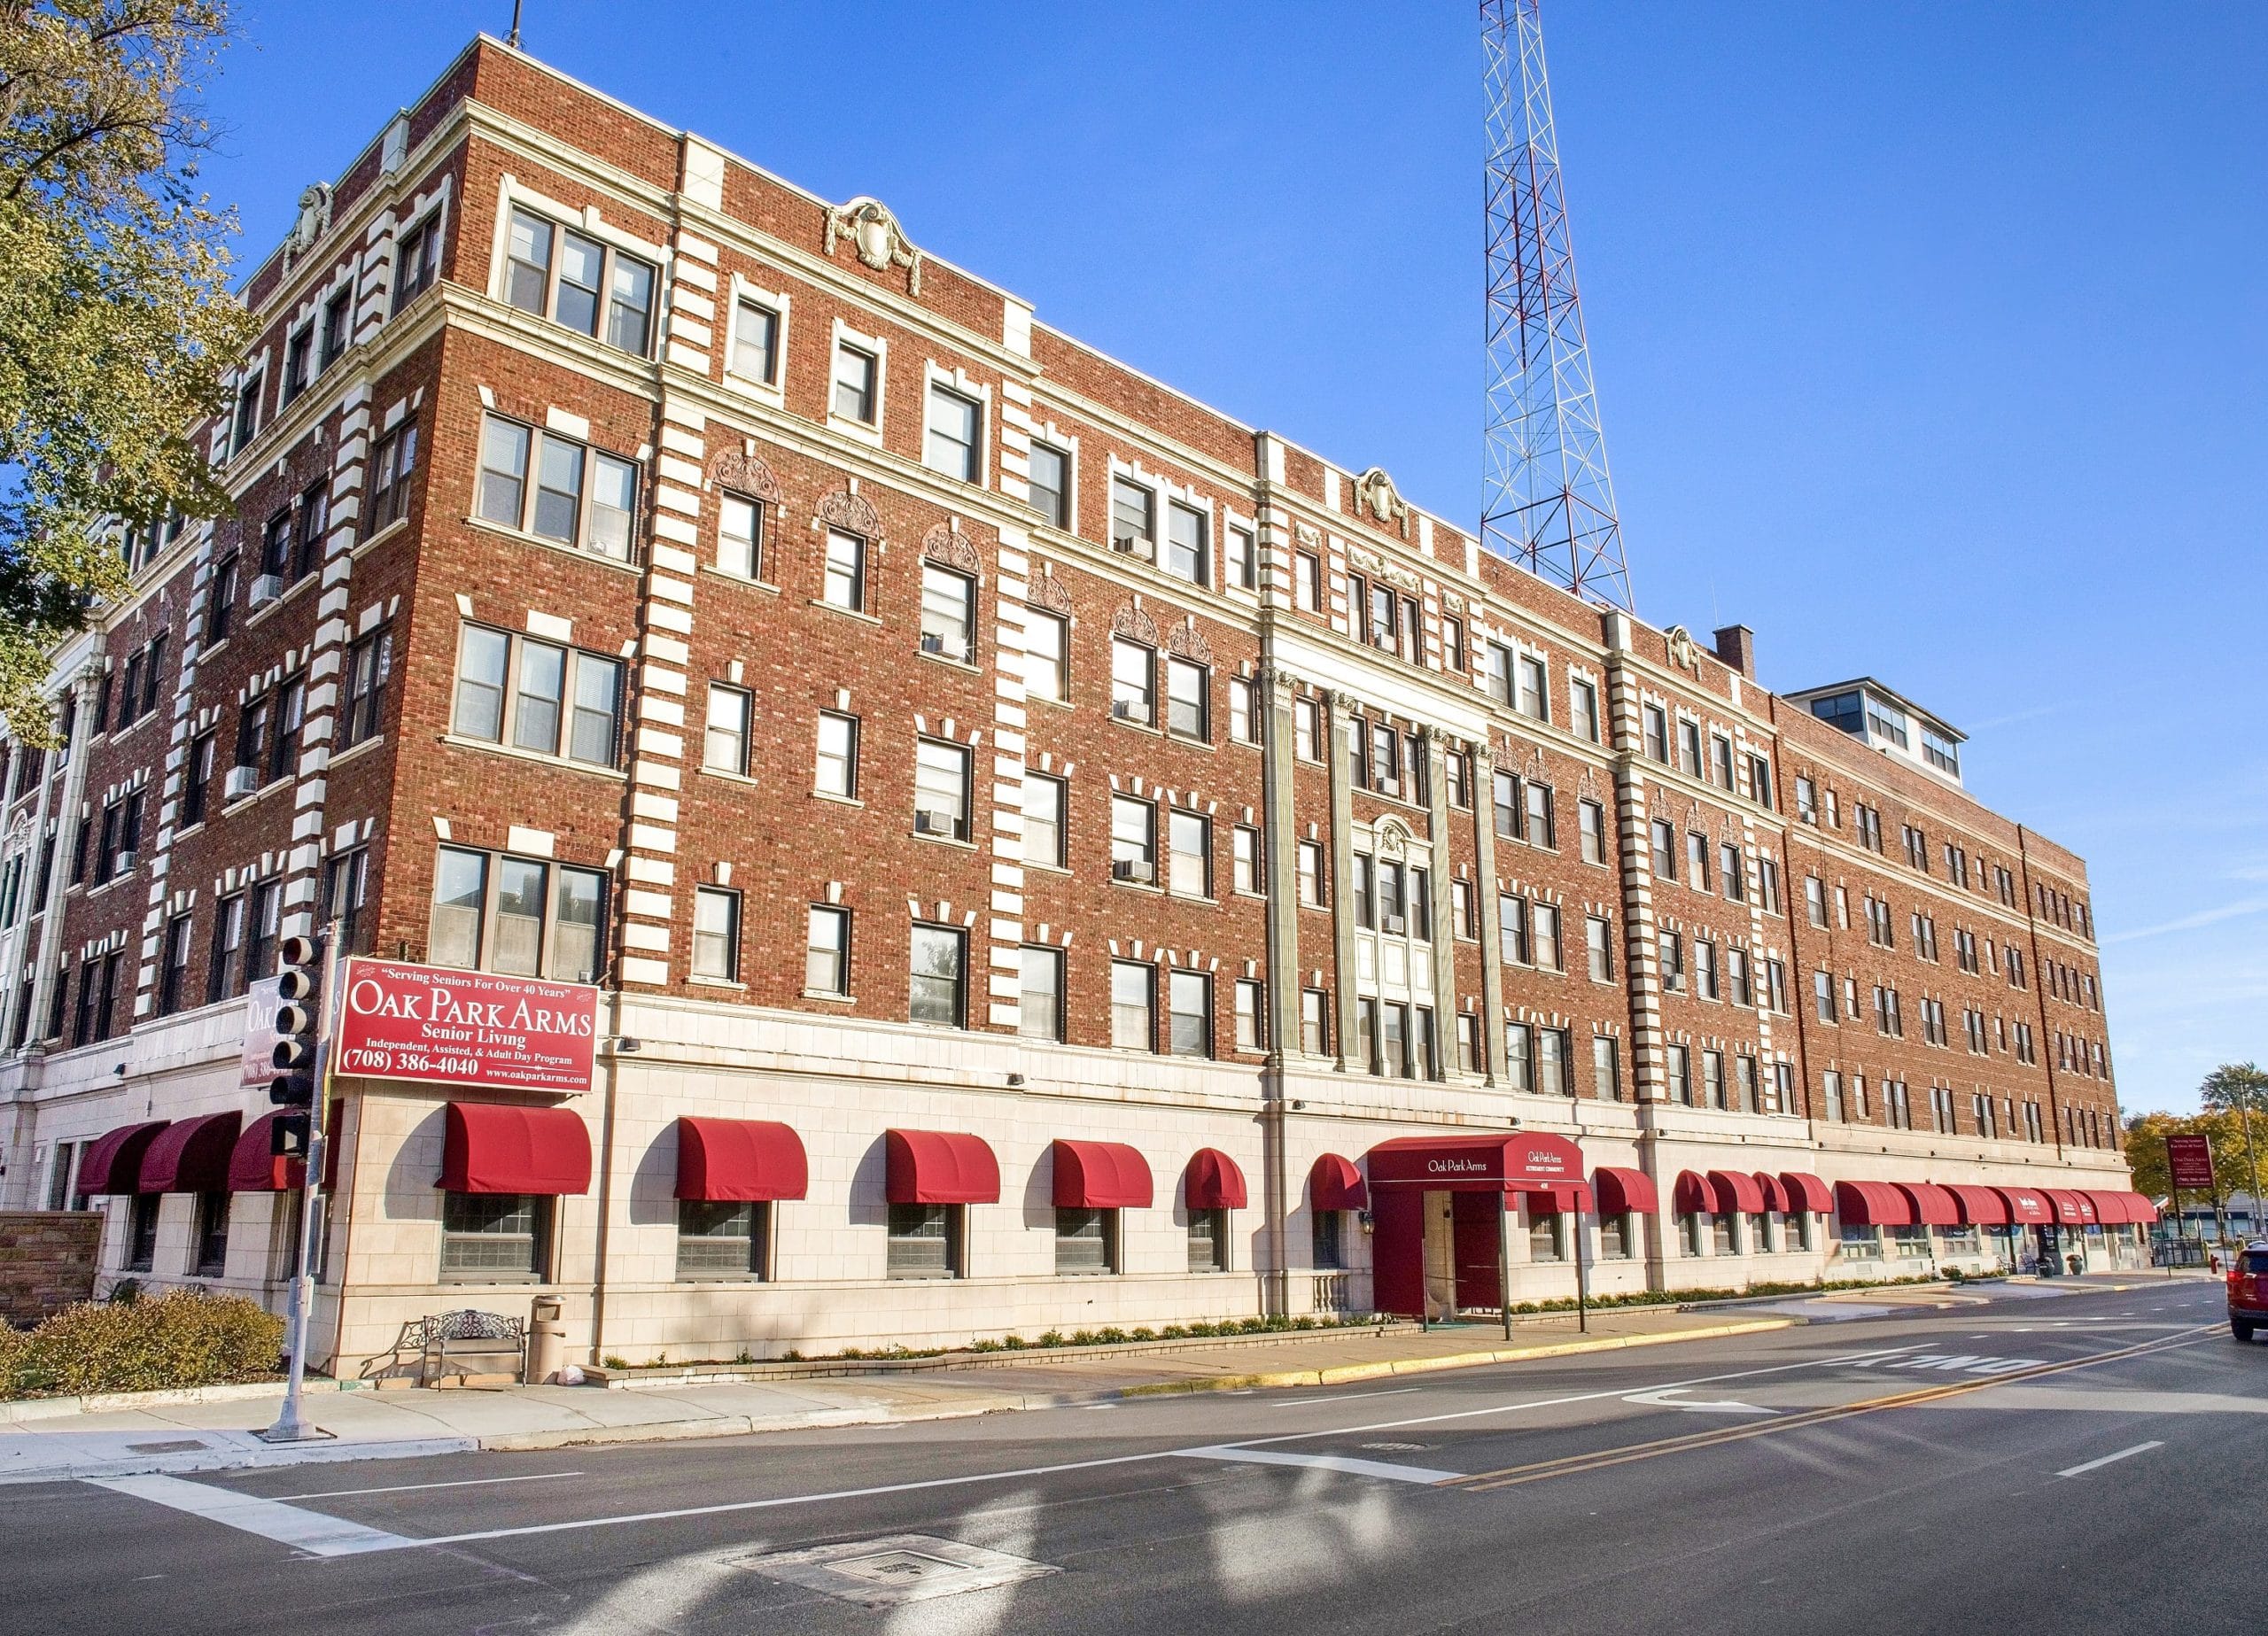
913;740;972;841
805;905;850;996
909;925;967;1027
1021;771;1066;867
1168;810;1210;898
453;624;622;767
925;384;982;482
477;413;639;562
1111;795;1157;884
1168;970;1212;1058
703;685;751;775
428;846;609;982
814;712;858;797
1018;945;1063;1040
1165;656;1208;740
692;888;741;981
501;207;656;355
822;529;866;610
1165;501;1208;585
367;421;418;535
718;492;763;579
1110;477;1154;561
1028;441;1069;528
731;296;780;384
832;342;877;423
1112;960;1156;1051
920;565;976;663
1112;640;1154;725
1025;609;1068;702
1570;677;1600;741
1225;524;1255;591
1516;654;1548;720
392;213;442;312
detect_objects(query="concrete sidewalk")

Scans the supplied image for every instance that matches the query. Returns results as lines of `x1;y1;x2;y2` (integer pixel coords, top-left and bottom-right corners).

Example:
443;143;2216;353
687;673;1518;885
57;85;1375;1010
0;1306;1795;1485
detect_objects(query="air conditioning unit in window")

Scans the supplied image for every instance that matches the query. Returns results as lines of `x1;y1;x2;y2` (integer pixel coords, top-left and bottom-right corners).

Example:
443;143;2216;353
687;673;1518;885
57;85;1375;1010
1112;534;1154;562
1111;700;1147;724
1112;858;1154;884
1662;972;1685;993
914;809;966;841
223;765;260;802
919;632;947;655
248;573;284;608
111;849;137;878
1379;912;1407;935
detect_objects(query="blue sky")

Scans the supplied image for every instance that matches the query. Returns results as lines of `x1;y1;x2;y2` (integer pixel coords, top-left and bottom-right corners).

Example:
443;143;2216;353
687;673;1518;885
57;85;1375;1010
201;3;2265;1114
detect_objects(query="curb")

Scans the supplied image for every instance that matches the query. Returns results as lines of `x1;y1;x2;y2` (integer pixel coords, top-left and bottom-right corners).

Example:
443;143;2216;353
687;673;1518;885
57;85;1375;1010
0;1377;359;1424
0;1434;476;1486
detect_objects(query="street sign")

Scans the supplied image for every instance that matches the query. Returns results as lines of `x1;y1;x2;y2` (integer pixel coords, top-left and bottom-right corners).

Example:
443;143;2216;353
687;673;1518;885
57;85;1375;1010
334;958;598;1094
238;975;283;1088
2166;1134;2216;1190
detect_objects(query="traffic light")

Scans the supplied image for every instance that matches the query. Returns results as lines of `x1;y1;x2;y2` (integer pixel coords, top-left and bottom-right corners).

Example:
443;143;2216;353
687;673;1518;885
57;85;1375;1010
268;934;320;1108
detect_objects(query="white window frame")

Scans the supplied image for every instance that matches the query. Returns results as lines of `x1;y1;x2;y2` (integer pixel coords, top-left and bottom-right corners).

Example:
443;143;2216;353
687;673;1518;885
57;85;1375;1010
827;318;888;445
692;886;742;983
814;710;859;801
922;363;990;486
725;273;791;403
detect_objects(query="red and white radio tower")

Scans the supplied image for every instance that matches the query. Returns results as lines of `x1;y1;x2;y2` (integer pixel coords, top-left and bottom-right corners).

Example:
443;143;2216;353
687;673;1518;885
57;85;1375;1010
1480;0;1635;612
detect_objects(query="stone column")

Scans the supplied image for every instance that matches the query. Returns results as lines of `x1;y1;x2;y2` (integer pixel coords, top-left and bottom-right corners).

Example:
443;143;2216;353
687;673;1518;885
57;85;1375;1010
1421;730;1459;1079
1326;692;1360;1072
1471;743;1507;1085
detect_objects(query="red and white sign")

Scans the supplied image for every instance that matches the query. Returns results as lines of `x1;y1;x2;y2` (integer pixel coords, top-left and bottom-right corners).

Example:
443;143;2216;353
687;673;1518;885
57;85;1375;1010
2166;1133;2217;1191
335;958;598;1095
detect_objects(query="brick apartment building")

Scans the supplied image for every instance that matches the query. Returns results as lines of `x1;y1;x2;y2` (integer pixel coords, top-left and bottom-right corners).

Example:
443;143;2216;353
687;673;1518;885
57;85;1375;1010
0;38;2140;1370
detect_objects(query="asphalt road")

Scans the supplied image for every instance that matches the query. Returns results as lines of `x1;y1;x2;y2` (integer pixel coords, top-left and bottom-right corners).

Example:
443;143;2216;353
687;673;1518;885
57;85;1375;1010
10;1279;2262;1634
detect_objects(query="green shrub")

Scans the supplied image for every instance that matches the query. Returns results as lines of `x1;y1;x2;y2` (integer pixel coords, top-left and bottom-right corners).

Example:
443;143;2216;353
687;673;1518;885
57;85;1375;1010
969;1338;1002;1353
1130;1326;1156;1341
1159;1323;1188;1339
1037;1329;1065;1348
1002;1334;1029;1350
0;1291;284;1400
1096;1327;1129;1344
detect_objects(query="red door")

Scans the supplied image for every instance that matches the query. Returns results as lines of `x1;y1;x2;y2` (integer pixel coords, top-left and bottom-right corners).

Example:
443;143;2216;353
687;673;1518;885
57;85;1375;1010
1453;1192;1503;1312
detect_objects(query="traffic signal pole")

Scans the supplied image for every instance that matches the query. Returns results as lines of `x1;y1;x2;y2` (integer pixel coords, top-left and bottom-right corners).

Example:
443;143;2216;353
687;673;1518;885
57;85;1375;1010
259;918;344;1445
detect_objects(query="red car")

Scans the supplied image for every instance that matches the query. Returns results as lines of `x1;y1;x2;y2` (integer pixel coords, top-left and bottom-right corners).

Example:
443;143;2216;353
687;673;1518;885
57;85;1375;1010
2228;1243;2268;1341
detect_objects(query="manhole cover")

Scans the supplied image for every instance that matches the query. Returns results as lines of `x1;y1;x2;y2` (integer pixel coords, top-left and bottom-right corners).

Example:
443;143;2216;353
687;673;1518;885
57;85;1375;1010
734;1533;1057;1608
125;1439;207;1454
1361;1441;1430;1453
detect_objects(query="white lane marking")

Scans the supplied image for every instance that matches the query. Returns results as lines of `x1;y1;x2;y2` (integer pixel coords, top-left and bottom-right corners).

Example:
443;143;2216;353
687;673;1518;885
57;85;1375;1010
1175;1446;1461;1485
1267;1388;1422;1407
2056;1441;2164;1478
1621;1386;1775;1415
266;1470;586;1502
87;1474;414;1558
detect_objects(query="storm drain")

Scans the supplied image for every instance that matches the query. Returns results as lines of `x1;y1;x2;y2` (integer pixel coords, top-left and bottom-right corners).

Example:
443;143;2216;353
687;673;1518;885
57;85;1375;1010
124;1440;207;1454
734;1533;1058;1609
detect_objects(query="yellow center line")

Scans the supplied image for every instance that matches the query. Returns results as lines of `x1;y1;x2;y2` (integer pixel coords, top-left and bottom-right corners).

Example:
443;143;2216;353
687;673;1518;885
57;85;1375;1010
1441;1326;2218;1493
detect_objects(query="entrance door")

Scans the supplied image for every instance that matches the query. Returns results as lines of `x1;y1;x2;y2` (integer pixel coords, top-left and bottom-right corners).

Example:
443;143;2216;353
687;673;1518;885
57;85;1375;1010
1452;1192;1503;1314
1421;1190;1457;1319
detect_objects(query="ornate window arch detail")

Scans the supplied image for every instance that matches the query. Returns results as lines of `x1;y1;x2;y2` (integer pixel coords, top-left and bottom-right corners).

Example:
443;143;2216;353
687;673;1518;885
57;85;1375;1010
822;196;923;296
818;488;881;538
920;521;982;574
1110;601;1160;647
1682;798;1704;829
708;447;783;504
1166;615;1212;666
1522;746;1548;784
1576;766;1601;802
1372;816;1416;858
1027;563;1074;616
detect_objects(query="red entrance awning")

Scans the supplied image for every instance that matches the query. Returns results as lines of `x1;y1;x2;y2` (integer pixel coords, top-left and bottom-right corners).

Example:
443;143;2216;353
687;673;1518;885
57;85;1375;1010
676;1117;809;1203
1997;1186;2054;1224
885;1128;1000;1205
1053;1139;1153;1209
1897;1182;1961;1227
1184;1148;1247;1211
2039;1188;2089;1225
1944;1184;2012;1226
1835;1180;1917;1227
75;1121;169;1197
439;1103;592;1195
1752;1172;1790;1213
1779;1172;1833;1213
138;1112;242;1193
1309;1153;1368;1212
1365;1132;1584;1191
1592;1167;1658;1216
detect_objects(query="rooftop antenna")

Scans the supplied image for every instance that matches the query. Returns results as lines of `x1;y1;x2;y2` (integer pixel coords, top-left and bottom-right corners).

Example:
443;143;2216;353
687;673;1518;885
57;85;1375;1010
508;1;524;49
1480;0;1635;613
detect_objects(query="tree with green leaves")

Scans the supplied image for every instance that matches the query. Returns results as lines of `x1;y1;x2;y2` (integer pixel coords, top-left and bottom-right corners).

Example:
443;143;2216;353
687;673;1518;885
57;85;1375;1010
2200;1061;2268;1227
0;1;253;744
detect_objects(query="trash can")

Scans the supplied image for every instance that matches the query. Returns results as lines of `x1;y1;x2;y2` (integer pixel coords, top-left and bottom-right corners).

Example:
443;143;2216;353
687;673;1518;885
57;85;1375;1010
525;1295;566;1384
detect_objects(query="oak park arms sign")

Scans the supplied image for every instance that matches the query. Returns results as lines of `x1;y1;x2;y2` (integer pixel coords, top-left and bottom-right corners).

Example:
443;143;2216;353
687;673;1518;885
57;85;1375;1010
334;959;599;1095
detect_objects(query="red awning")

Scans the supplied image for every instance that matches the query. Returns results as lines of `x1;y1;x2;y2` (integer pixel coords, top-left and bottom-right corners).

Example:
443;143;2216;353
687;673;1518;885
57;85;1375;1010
1053;1139;1153;1209
2039;1188;2088;1225
1897;1182;1961;1227
885;1128;1000;1205
1365;1132;1584;1190
1752;1172;1790;1213
1530;1181;1596;1213
676;1117;809;1203
138;1112;243;1193
439;1103;592;1195
228;1101;345;1192
1705;1169;1766;1215
1592;1167;1658;1216
1997;1186;2054;1224
1835;1180;1917;1227
2082;1189;2133;1225
2104;1190;2159;1224
1184;1148;1247;1211
1672;1171;1710;1216
75;1121;169;1196
2063;1190;2100;1225
1944;1184;2012;1226
1779;1172;1833;1213
1309;1153;1368;1212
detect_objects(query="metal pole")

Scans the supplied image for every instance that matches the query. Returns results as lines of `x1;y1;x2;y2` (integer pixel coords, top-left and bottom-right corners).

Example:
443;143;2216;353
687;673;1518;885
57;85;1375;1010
2241;1101;2264;1243
260;917;344;1444
1497;1194;1512;1341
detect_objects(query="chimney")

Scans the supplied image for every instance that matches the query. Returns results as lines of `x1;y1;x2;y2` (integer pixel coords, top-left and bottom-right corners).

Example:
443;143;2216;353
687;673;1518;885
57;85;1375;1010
1713;624;1756;679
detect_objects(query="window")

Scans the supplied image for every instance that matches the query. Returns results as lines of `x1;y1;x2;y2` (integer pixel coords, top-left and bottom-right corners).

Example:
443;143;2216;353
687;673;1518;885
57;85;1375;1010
813;711;859;798
1658;930;1684;992
1301;988;1329;1055
731;295;780;384
1694;938;1720;1000
918;565;976;663
393;213;442;313
125;1191;159;1270
909;924;966;1027
678;1198;770;1282
1666;1043;1691;1105
1913;913;1938;962
1641;702;1669;763
1500;894;1530;965
1029;440;1069;529
260;508;291;579
1592;1035;1622;1102
229;372;262;457
1227;677;1256;745
73;949;123;1045
1232;825;1261;895
1293;697;1321;761
1505;1021;1533;1092
1533;903;1562;971
913;739;973;841
1166;656;1208;740
806;905;850;996
320;287;352;371
1726;947;1754;1009
1169;969;1212;1058
1023;772;1066;868
1516;655;1549;721
1865;895;1894;948
205;890;246;1002
826;338;878;423
880;1200;966;1280
291;482;328;579
1536;1027;1570;1096
1020;609;1068;704
1450;878;1476;940
1922;997;1947;1047
1765;958;1788;1014
1675;719;1702;778
691;888;741;981
1709;733;1735;791
1651;818;1675;880
1294;550;1322;611
325;845;370;956
1110;477;1155;560
1524;782;1556;849
1875;984;1903;1037
1483;642;1514;706
1687;832;1711;890
1112;639;1155;726
1165;500;1209;585
476;414;638;561
926;384;982;482
499;207;654;353
282;324;315;406
717;491;764;580
1056;1206;1121;1275
1814;969;1836;1022
1757;857;1781;915
1854;802;1883;851
453;624;621;767
1578;799;1607;865
1112;959;1155;1051
1168;809;1211;898
1110;795;1157;885
1904;825;1928;871
1297;840;1324;907
1805;875;1828;927
338;627;392;749
427;846;609;983
156;913;193;1016
821;528;867;610
1720;843;1745;903
1586;915;1614;981
1568;677;1600;743
702;684;751;775
440;1191;551;1282
1225;523;1256;591
1018;945;1064;1041
204;554;237;647
1234;978;1266;1051
1495;771;1521;841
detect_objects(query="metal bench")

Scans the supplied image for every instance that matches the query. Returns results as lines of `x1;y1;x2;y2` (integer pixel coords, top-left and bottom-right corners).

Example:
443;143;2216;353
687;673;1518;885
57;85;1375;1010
382;1308;527;1385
